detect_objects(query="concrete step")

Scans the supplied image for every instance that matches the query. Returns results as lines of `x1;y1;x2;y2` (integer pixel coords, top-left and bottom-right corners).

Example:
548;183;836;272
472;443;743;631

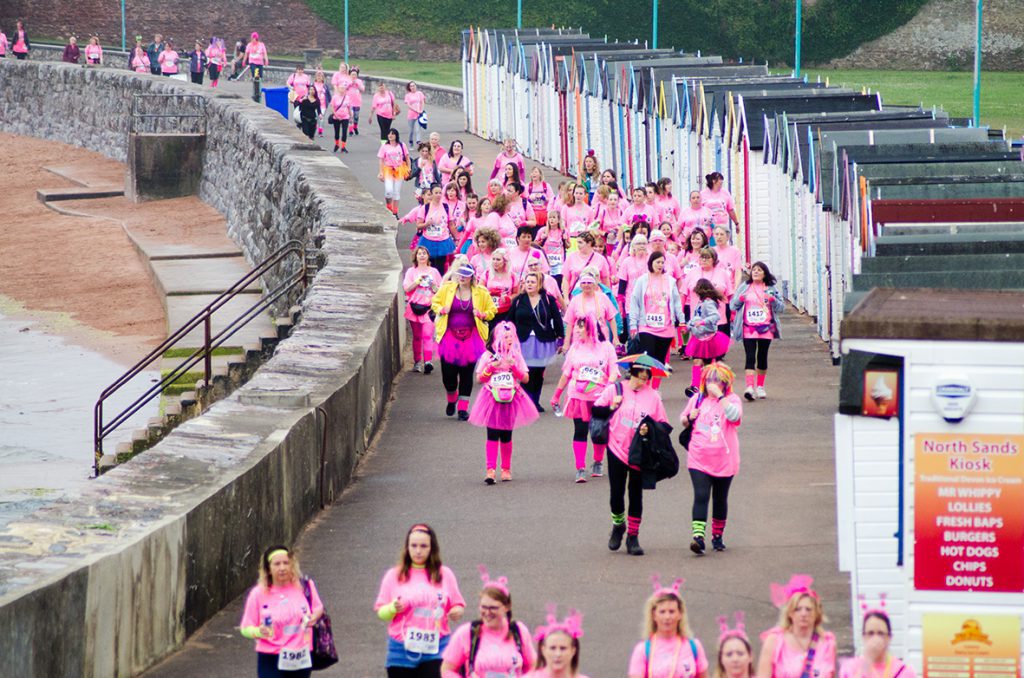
861;252;1024;273
165;294;277;349
37;187;124;202
150;257;262;297
881;221;1024;237
852;270;1024;291
875;232;1024;257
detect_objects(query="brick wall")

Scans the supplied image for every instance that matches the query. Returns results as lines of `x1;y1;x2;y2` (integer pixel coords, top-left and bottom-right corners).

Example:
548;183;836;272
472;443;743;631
0;0;458;60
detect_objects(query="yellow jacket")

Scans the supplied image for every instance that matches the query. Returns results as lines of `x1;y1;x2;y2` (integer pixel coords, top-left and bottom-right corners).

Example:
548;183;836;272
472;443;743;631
431;281;496;343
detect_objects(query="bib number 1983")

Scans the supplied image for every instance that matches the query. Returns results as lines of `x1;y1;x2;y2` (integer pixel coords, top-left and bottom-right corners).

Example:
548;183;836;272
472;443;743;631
404;627;440;654
277;646;312;671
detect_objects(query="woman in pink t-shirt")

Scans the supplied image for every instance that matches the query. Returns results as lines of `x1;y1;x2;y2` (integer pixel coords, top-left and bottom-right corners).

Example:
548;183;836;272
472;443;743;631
404;81;427;147
623;187;661;229
157;40;179;75
712;225;744;290
757;576;836;678
678;190;714;242
374;523;466;674
593;360;668;555
129;41;150;73
701;172;740;230
205;37;226;87
481;248;515;324
560;183;595;247
441;571;536;676
526;167;555;227
839;608;916;678
490;138;526;181
239;545;325;676
536;210;568;285
344;65;365;134
628;252;686;389
551;312;618;480
527;609;589;678
628;582;709;678
243;32;268;79
377;128;410;216
483;194;518;251
328;85;351;153
84;36;103;65
438;139;474;187
617;235;649;327
11;21;29;60
729;262;784;401
467;224;498;275
372;82;399;142
679;362;742;554
404;246;442;374
656;178;682;225
562;232;610;299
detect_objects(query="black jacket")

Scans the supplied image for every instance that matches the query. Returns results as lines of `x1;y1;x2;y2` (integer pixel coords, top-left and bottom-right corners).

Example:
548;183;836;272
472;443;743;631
627;416;678;490
509;291;564;344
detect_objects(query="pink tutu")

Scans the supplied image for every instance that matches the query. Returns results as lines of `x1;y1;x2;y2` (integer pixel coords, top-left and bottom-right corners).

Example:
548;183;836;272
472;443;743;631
563;397;594;422
469;386;539;430
438;329;485;366
685;331;731;360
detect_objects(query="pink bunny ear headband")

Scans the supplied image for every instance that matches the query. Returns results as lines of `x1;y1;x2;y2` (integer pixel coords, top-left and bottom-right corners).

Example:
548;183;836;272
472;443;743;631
651;574;685;597
858;593;888;620
770;574;818;609
478;565;509;596
717;611;748;643
534;604;585;642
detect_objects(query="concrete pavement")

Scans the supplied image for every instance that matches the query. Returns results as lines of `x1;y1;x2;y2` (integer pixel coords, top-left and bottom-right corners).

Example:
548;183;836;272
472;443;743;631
145;82;850;677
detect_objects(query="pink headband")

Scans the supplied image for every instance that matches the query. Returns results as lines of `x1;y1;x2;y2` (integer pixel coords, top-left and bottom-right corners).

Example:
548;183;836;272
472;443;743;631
859;593;888;620
478;565;509;596
652;574;685;598
534;604;584;642
717;611;748;644
770;574;818;609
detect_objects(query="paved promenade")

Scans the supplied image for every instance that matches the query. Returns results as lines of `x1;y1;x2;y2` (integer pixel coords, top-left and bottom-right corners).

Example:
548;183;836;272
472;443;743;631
146;82;850;677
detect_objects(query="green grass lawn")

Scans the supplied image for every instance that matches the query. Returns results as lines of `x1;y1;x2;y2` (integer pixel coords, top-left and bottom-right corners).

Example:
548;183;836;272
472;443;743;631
791;69;1024;139
280;56;463;88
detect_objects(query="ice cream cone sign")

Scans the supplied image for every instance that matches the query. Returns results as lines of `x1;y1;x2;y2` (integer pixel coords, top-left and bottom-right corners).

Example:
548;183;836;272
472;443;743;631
862;369;899;418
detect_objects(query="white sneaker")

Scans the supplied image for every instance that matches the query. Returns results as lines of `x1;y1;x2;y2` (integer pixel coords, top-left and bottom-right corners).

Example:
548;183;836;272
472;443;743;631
744;386;756;401
413;361;423;373
756;386;767;399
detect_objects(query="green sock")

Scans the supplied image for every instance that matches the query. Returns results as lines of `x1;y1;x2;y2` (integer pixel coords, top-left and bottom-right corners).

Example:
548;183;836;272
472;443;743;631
611;512;626;526
692;520;707;538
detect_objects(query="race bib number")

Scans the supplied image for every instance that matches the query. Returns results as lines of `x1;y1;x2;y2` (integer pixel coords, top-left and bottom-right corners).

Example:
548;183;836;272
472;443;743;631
277;647;312;671
490;372;514;389
683;261;697;274
745;305;769;325
578;365;603;383
425;222;447;239
404;626;440;655
503;237;517;249
645;312;666;327
491;295;504;308
546;251;563;266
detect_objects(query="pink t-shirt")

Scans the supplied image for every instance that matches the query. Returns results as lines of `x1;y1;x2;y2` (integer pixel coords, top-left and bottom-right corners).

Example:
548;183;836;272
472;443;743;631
484;212;518;249
482;270;515;313
840;657;915;678
244;41;267;65
330;94;351;120
639;274;676;339
628;635;709;678
405;90;426;119
287;73;311;99
657;196;682;224
372;91;397;119
506;198;536;230
131;51;150;72
85;44;102;62
561;204;595;239
682;265;731;319
442;620;536;675
562;341;618;402
345;78;365;107
373;565;465;643
206;45;225;66
680;392;742;476
594;382;668;465
596;204;626;234
565;293;617;338
715;245;743;284
470;252;492;276
700;188;735;226
537;227;566;274
526;182;554;211
377;142;408;168
403;266;441;323
490;151;526;180
678;207;713;239
240;581;324;655
740;282;776;340
418;203;453;242
158;50;179;74
618;255;649;310
508;246;549;280
525;669;590;678
563;249;610;291
624;202;661;227
438;153;474;186
331;72;351;91
762;628;837;678
0;33;8;56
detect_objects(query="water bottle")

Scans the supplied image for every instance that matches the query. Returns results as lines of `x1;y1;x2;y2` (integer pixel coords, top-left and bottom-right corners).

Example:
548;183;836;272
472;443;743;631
262;605;272;634
553;403;563;417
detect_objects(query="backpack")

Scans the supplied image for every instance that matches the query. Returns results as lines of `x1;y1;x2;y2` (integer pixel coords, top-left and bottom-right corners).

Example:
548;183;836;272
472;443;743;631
645;637;698;678
465;619;524;676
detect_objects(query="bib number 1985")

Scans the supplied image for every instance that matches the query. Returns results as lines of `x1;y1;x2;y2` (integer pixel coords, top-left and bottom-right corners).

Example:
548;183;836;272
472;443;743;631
277;646;312;671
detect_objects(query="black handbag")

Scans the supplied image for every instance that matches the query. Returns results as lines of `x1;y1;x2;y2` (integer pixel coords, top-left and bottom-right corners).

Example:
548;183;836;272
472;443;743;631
409;302;431;316
677;394;703;449
588;382;622;445
301;577;339;671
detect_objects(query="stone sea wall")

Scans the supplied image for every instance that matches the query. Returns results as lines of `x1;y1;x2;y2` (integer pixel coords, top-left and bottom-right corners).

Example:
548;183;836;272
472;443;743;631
0;59;403;676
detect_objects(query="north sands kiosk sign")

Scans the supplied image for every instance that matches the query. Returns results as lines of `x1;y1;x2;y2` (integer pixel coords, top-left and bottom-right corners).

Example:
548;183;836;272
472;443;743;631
914;433;1024;593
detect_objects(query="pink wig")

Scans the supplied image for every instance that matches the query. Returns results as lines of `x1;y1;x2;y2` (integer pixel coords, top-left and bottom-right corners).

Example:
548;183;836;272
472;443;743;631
491;321;526;373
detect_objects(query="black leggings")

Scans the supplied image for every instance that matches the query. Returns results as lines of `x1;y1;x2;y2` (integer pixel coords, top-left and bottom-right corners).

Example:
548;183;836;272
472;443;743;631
689;469;733;522
440;359;474;398
486;428;513;442
743;338;772;371
573;417;589;442
522;366;546;405
387;662;442;678
300;118;316;139
638;332;673;365
378;114;393;140
332;118;349;142
608;453;643;518
190;71;204;85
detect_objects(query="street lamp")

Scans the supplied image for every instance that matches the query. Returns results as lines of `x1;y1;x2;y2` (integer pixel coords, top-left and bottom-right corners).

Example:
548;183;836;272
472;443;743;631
121;0;126;51
344;0;349;64
973;0;983;126
794;0;802;77
652;0;658;49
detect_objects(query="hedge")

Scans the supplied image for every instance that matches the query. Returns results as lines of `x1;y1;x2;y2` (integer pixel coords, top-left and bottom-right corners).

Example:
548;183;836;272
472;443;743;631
304;0;930;65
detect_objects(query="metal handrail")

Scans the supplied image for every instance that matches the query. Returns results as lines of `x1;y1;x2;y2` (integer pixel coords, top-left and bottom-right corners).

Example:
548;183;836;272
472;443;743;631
93;239;307;474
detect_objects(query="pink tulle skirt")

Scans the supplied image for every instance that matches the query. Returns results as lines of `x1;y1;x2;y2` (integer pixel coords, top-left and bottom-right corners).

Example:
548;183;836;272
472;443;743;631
563;397;594;422
469;386;540;430
685;331;731;359
438;329;485;366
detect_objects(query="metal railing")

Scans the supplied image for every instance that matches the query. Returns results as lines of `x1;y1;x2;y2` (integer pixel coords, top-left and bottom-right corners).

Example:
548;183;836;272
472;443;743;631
129;93;207;135
93;239;307;474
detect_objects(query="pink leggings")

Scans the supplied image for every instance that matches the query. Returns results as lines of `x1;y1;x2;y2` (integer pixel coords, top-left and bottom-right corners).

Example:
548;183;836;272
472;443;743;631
409;320;434;362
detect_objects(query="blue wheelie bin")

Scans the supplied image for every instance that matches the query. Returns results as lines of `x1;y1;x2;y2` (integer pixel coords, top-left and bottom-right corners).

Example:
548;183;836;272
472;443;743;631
262;86;290;120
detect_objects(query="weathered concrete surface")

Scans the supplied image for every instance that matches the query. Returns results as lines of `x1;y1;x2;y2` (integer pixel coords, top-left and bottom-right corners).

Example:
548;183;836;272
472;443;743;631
0;59;402;677
127;133;206;202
